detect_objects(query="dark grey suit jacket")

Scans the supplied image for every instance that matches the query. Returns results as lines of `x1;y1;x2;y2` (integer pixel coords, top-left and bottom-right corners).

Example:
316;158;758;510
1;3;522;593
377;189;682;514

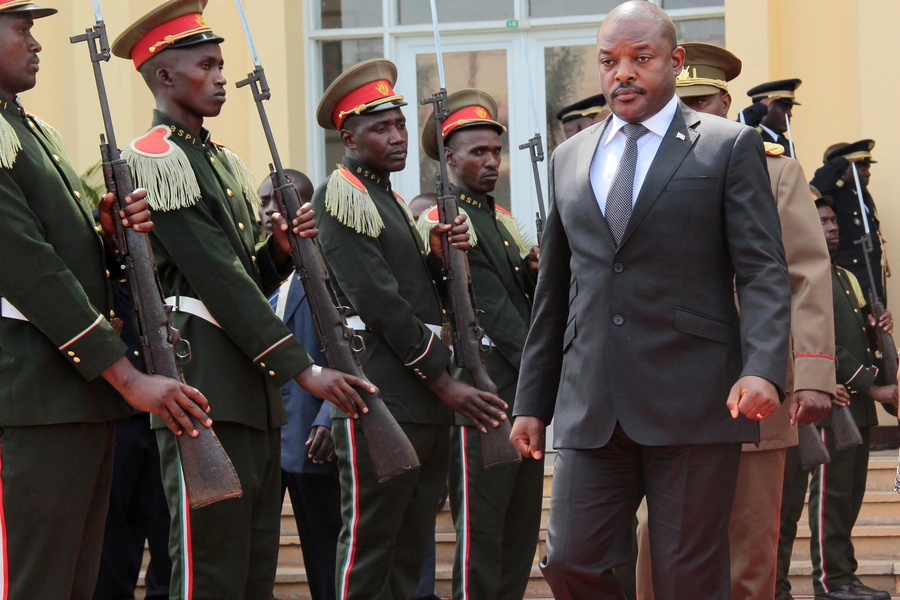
513;103;791;449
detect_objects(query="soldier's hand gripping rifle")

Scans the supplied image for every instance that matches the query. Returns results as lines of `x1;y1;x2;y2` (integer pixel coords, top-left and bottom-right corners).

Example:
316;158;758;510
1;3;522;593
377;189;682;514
518;38;547;246
232;0;419;483
71;1;241;509
424;1;521;468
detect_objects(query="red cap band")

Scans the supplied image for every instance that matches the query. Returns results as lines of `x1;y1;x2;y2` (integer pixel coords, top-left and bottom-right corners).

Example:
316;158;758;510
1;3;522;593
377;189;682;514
442;105;495;138
332;79;400;129
131;13;211;69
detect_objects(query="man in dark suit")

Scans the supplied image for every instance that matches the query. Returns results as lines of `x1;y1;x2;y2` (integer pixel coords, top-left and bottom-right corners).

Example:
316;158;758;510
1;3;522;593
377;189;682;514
509;3;791;599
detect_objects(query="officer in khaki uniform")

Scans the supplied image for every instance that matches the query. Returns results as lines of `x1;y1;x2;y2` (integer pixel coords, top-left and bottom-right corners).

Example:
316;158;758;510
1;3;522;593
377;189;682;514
0;1;211;597
418;89;543;600
112;2;369;597
312;60;508;599
634;43;836;600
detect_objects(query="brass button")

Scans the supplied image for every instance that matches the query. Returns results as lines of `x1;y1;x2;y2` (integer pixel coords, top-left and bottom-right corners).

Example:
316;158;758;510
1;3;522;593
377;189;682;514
29;121;35;129
252;256;257;263
260;362;266;368
67;351;75;357
209;156;216;165
75;191;82;199
420;251;425;257
515;266;521;272
504;241;510;247
53;154;60;163
525;293;531;299
105;269;111;277
227;189;234;197
846;290;851;295
73;357;81;363
134;350;140;356
238;223;245;231
853;259;858;264
854;309;859;313
269;370;276;376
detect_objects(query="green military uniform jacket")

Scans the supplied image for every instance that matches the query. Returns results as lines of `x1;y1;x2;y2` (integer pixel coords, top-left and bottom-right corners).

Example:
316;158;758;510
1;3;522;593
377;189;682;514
0;94;130;426
421;184;535;424
124;111;312;431
825;264;880;427
312;157;452;424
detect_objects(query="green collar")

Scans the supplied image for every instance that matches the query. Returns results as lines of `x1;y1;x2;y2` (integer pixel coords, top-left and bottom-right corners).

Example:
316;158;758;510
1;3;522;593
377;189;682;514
0;93;25;119
450;183;493;214
151;110;212;152
342;156;392;192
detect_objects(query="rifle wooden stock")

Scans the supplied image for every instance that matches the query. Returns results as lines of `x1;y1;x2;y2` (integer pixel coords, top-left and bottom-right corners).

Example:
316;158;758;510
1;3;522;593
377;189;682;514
269;173;420;483
101;146;242;509
871;297;899;387
830;404;863;451
798;422;830;470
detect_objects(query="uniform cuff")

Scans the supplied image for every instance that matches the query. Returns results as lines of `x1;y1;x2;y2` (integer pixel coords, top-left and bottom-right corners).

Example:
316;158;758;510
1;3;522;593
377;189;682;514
60;316;128;381
792;354;837;396
406;330;452;385
253;333;314;388
846;364;876;394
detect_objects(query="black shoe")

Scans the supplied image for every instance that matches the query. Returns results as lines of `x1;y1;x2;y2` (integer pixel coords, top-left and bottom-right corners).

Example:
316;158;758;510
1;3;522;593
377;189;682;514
850;579;891;600
814;583;876;599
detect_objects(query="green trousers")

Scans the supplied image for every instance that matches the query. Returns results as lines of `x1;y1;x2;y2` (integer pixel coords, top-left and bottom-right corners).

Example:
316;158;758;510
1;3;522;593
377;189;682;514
157;423;282;600
334;419;449;600
808;426;871;595
0;421;114;600
449;424;544;600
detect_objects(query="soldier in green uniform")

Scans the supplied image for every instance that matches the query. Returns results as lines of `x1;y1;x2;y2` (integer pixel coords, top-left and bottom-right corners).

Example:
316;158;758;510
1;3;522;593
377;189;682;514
312;59;508;599
0;1;213;597
805;195;897;600
418;89;543;600
111;1;372;597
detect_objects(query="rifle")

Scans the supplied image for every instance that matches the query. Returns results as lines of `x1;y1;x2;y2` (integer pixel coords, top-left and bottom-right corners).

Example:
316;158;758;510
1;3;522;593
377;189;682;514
71;2;241;509
423;0;521;468
232;0;419;483
517;38;547;245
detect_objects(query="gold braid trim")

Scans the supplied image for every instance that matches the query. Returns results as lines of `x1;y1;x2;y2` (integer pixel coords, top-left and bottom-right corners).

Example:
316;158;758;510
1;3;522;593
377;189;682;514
0;115;21;169
416;205;478;248
324;167;384;238
122;140;201;212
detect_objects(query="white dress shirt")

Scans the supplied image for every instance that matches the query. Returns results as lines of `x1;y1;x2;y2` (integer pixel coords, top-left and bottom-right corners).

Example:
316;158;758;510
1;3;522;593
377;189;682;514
758;123;779;141
589;93;679;215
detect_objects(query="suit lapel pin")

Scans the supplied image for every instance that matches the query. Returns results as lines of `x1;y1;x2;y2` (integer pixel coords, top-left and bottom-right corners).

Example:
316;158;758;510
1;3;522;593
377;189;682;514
675;132;686;141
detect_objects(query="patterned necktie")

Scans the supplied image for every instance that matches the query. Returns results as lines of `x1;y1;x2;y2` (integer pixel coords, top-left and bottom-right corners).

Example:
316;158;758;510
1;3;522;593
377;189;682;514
606;122;649;244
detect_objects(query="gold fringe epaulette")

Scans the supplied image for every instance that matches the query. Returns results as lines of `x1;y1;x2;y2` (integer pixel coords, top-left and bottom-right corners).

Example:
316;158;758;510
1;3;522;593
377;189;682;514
496;207;533;256
324;165;384;237
27;114;67;159
122;125;201;212
416;205;478;248
213;142;260;207
0;115;22;169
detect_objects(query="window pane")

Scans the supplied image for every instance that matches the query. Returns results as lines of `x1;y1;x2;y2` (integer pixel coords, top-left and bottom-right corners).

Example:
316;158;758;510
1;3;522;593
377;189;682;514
544;44;602;157
530;0;618;19
416;50;511;210
662;0;722;9
399;0;513;26
675;17;725;45
320;39;384;178
319;0;382;29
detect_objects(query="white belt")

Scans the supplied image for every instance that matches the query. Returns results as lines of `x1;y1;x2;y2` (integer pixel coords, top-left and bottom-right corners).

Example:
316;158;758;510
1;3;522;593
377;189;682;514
165;296;221;329
0;298;27;322
344;315;491;347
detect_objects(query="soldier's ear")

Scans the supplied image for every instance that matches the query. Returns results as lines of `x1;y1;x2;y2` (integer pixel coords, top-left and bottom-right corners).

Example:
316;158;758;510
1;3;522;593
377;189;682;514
156;67;174;88
444;145;456;167
340;127;356;150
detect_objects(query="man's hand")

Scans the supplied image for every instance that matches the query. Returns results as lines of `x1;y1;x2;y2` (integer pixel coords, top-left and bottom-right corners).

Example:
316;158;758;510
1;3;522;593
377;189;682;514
429;372;507;433
101;356;211;436
306;426;335;463
834;384;851;407
789;389;832;425
510;416;545;460
271;203;317;265
295;365;372;419
97;188;152;249
868;384;899;409
868;310;893;334
428;213;471;259
527;245;540;274
760;95;782;107
726;375;780;420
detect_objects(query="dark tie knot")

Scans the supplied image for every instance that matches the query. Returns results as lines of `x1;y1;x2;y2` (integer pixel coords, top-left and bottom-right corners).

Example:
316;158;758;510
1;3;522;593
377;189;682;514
623;122;649;141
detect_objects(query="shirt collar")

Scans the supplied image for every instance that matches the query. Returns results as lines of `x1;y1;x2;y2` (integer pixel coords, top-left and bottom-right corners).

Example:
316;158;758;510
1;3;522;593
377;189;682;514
603;93;678;147
758;123;779;140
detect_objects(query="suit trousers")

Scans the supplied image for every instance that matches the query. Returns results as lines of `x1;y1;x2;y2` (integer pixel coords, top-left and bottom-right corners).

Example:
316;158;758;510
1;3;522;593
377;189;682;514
808;426;871;595
776;445;811;600
94;413;172;600
334;419;449;600
448;424;544;600
157;423;282;600
541;424;742;600
282;470;342;600
0;421;115;600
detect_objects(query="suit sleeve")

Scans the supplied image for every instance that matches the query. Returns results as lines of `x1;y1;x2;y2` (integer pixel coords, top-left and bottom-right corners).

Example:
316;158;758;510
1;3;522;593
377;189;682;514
774;159;837;395
312;188;451;385
467;244;530;370
0;168;126;381
725;128;792;396
150;202;313;387
740;102;768;128
513;153;572;424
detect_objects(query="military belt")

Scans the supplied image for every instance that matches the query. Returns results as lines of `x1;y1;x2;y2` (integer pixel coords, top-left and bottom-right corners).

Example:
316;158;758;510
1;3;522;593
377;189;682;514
165;296;221;329
344;315;492;347
0;298;27;322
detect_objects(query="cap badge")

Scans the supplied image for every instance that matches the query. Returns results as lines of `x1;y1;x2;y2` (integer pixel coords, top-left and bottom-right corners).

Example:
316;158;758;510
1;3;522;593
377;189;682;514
677;66;693;81
195;14;207;27
475;107;488;119
375;81;390;96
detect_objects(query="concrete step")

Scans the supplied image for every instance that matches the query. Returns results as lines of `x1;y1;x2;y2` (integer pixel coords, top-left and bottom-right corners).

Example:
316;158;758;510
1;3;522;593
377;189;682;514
785;559;900;596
